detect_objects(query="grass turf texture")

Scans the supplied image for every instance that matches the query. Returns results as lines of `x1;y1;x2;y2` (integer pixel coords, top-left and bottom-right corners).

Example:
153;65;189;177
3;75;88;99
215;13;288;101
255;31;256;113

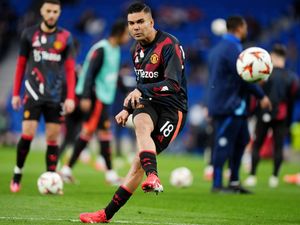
0;146;300;225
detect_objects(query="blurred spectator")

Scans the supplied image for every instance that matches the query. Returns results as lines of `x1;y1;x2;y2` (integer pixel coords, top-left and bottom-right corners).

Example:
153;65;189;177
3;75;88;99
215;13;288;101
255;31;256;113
291;0;300;19
245;15;262;41
0;0;17;61
157;5;202;29
76;9;105;36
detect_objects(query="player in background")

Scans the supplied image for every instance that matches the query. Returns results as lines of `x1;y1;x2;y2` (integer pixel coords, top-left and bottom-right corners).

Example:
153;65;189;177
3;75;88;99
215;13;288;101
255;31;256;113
244;44;299;188
207;16;272;194
79;2;187;223
10;0;75;193
59;20;130;185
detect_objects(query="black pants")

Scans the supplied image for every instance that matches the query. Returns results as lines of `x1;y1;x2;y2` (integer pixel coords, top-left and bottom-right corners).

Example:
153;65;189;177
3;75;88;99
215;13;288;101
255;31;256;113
251;119;287;176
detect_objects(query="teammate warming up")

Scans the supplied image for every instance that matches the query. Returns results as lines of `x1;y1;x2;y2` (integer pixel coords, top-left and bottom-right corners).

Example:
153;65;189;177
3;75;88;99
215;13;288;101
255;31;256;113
207;16;272;194
10;0;75;193
60;20;130;185
79;2;187;223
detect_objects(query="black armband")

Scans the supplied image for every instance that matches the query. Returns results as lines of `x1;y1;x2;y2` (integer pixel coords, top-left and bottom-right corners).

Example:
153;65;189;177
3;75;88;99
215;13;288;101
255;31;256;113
123;99;134;114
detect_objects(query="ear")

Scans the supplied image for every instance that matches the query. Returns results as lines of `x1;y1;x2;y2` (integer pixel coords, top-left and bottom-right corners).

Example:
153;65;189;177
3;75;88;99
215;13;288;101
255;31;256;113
40;5;44;16
150;19;154;27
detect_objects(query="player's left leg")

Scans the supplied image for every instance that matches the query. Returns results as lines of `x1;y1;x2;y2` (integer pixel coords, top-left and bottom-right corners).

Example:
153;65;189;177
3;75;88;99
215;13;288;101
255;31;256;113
244;119;269;187
80;156;144;223
133;112;163;192
45;123;61;171
228;117;251;194
269;120;286;188
43;102;64;172
137;106;186;193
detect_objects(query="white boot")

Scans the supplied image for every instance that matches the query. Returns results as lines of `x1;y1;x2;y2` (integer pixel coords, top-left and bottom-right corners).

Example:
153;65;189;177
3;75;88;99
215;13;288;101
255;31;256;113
269;175;279;188
60;165;75;183
244;175;257;187
105;170;122;186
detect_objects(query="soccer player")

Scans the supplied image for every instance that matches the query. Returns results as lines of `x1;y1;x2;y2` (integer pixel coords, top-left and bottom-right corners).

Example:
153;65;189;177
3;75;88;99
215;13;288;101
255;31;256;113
59;20;130;185
244;44;299;188
79;2;187;223
10;0;75;193
207;16;272;193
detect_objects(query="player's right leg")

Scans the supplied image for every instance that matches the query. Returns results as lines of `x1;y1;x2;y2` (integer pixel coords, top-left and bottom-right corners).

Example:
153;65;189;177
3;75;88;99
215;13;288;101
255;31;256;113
10;120;38;192
80;155;144;223
11;98;40;193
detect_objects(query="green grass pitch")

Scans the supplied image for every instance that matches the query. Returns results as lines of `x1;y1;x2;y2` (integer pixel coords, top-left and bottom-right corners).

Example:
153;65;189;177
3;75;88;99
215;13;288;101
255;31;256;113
0;146;300;225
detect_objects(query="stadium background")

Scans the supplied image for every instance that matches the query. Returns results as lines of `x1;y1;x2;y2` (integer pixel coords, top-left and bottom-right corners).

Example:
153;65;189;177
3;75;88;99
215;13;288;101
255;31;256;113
0;0;300;150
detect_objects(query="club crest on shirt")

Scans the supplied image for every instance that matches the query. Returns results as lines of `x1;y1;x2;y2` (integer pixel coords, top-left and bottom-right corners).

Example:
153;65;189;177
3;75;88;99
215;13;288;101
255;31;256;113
150;53;159;64
54;41;63;50
24;110;30;119
41;35;47;44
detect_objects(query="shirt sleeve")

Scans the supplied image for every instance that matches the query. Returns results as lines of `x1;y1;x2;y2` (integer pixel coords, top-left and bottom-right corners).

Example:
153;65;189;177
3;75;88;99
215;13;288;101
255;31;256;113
12;30;30;96
137;43;183;98
80;47;104;98
64;33;76;100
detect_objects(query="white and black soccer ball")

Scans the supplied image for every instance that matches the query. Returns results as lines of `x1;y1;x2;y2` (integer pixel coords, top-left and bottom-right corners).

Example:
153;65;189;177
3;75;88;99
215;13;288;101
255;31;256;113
170;167;193;188
236;47;273;82
37;172;63;195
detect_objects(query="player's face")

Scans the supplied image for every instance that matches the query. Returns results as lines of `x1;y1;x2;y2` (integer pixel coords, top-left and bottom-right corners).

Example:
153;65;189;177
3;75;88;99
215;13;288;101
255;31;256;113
127;11;154;41
118;27;131;45
40;3;61;29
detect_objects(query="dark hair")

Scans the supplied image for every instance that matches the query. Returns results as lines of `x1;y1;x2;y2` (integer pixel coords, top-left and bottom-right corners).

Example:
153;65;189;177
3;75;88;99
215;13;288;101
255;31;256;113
110;19;128;37
226;16;245;32
127;2;152;15
271;44;287;57
43;0;61;5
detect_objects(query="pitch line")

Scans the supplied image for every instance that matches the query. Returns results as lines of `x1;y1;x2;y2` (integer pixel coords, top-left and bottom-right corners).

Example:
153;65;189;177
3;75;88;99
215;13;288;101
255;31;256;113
0;216;201;225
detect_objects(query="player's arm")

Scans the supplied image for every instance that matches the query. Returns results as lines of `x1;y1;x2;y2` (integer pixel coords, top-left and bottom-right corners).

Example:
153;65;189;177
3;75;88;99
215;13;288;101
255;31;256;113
81;47;104;98
63;34;76;113
78;47;104;112
12;30;30;110
137;43;183;98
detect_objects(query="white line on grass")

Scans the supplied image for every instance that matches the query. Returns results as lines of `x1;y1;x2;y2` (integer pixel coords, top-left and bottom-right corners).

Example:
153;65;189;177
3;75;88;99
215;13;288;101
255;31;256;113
0;216;201;225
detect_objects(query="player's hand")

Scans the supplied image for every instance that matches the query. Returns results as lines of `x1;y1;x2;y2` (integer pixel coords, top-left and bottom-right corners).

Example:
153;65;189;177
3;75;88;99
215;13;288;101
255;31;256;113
260;96;272;111
80;98;92;112
12;96;22;110
64;99;75;114
115;109;129;127
124;88;142;109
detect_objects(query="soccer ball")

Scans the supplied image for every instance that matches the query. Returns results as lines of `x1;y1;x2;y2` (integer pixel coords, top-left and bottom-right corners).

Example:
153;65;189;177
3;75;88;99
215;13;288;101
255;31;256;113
169;167;193;188
37;172;63;195
236;47;273;82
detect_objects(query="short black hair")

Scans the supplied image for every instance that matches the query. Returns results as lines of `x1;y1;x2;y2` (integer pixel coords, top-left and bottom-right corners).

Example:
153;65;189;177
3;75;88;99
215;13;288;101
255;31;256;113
110;19;128;37
43;0;61;5
226;16;245;32
127;2;152;16
271;44;287;57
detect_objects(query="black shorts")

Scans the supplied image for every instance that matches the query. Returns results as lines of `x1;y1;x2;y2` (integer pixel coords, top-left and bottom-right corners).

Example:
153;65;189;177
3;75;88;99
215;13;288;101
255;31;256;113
23;98;64;124
132;100;186;154
82;100;110;133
